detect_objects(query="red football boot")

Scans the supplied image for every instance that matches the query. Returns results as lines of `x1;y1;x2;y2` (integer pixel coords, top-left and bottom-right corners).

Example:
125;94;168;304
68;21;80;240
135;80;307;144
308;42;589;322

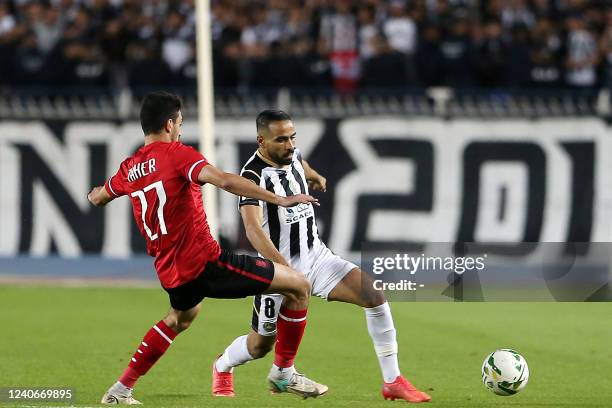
382;376;431;403
212;357;235;397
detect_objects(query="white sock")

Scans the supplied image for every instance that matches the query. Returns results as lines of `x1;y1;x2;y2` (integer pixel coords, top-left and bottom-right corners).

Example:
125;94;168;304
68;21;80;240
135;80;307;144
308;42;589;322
364;302;401;383
111;381;132;397
215;335;253;373
269;364;296;381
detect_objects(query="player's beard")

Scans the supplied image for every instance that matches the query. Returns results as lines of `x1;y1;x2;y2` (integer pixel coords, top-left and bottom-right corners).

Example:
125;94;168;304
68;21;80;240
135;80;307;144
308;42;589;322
272;150;294;165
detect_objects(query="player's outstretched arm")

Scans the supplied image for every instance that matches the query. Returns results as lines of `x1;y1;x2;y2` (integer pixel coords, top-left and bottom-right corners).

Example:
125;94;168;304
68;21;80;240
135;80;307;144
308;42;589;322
87;185;114;207
302;159;327;192
240;205;289;266
197;164;319;207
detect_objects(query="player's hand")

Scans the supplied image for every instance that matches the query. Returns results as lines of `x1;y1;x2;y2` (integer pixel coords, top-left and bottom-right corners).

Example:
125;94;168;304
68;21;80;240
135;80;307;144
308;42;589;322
308;175;327;192
87;186;103;205
279;194;320;207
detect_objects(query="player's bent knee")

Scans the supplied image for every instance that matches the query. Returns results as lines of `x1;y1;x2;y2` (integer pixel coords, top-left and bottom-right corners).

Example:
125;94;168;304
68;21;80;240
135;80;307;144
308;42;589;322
289;273;310;304
164;316;193;333
362;289;386;308
164;305;200;333
296;274;311;296
282;276;309;309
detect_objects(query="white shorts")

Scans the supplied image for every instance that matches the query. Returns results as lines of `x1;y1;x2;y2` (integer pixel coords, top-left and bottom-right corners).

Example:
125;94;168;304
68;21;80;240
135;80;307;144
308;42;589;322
251;244;357;336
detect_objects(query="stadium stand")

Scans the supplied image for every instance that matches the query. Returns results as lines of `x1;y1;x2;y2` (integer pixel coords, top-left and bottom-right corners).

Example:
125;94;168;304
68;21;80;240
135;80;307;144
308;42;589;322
0;0;610;118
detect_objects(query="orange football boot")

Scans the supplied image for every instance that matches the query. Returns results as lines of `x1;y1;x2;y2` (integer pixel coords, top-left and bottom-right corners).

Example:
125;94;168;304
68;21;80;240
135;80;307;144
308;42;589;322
382;376;431;403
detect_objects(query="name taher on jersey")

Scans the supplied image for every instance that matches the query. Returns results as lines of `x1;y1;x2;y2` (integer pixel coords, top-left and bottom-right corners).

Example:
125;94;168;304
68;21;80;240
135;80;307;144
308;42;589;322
128;159;157;182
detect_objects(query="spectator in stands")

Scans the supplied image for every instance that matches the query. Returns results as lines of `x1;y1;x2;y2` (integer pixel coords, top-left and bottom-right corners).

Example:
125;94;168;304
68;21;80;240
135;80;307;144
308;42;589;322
175;43;197;88
30;3;63;55
319;0;360;92
562;0;589;18
59;41;109;87
0;3;16;37
500;0;535;33
476;19;508;87
12;31;48;85
600;10;612;88
127;42;172;88
531;0;558;20
241;8;279;57
261;40;307;89
425;0;455;28
565;13;599;89
0;0;611;94
505;25;531;87
295;37;333;89
62;7;94;44
241;7;275;89
382;0;417;84
357;5;378;60
286;3;312;40
212;7;244;89
101;17;129;87
0;2;18;85
529;17;562;88
439;15;476;87
361;35;408;89
162;9;194;74
383;0;416;56
416;23;444;87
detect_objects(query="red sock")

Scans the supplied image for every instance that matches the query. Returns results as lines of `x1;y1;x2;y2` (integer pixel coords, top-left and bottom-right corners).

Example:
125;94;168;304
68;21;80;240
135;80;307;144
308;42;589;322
118;320;177;388
274;307;307;368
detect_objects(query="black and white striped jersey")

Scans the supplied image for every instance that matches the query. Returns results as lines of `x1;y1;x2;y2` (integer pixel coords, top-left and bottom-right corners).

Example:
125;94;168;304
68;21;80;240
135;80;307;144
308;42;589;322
238;149;321;268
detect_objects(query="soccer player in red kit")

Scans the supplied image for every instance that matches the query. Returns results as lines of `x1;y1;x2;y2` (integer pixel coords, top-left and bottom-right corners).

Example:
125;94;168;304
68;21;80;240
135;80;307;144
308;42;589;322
87;92;318;405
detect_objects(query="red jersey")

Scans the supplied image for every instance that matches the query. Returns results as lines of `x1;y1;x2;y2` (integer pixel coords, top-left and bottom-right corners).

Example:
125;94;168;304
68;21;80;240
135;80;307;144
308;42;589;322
104;141;221;288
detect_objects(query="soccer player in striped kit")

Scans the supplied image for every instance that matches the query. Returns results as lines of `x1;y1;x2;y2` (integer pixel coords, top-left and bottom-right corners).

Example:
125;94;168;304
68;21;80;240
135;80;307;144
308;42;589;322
88;93;319;405
212;110;431;403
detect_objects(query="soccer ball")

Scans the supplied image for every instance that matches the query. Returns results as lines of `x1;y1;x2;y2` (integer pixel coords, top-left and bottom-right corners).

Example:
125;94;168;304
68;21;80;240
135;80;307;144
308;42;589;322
481;349;529;396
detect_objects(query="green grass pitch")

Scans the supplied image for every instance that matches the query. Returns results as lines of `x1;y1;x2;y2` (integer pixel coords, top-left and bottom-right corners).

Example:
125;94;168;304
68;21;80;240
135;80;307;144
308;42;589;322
1;285;611;407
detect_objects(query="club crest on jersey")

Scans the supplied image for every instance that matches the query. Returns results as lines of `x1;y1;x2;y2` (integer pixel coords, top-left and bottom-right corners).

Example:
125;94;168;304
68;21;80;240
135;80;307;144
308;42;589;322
263;322;276;333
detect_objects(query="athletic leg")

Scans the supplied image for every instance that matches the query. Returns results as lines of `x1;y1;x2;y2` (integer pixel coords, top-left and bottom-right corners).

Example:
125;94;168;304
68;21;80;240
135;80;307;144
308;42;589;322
213;262;326;398
328;267;431;403
218;262;310;375
102;304;201;405
266;267;308;372
212;293;279;397
216;293;281;375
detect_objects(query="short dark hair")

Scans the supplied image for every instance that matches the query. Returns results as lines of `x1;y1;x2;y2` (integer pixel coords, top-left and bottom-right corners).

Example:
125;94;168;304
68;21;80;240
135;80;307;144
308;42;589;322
256;109;292;134
140;91;182;135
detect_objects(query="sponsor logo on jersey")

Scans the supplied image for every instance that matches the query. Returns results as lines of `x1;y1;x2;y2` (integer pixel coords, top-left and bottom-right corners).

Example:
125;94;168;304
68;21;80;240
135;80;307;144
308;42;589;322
282;203;313;225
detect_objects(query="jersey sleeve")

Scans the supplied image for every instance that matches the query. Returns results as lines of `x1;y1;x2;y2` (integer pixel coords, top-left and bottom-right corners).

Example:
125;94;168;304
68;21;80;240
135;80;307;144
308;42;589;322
238;169;262;207
104;161;128;198
173;144;209;183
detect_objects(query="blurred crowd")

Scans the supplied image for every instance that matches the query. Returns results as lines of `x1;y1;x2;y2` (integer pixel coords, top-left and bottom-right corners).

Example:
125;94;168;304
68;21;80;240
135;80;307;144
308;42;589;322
0;0;611;92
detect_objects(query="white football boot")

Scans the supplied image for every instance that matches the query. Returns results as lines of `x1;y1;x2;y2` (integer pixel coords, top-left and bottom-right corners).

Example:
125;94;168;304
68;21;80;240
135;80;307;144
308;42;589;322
101;383;142;405
268;368;328;399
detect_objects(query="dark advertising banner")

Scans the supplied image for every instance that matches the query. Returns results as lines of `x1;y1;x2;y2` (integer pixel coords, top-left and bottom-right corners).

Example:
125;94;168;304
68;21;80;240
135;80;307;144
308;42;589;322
0;118;610;262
